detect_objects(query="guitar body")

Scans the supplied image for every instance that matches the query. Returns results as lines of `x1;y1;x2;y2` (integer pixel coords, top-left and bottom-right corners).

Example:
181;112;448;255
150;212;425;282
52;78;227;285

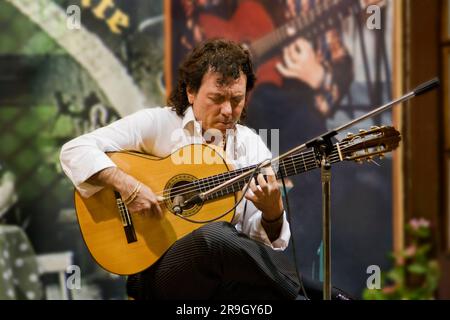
198;0;283;87
74;144;236;275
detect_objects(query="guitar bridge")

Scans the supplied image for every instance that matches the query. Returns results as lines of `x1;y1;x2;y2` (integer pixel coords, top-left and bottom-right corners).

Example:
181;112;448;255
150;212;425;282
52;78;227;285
114;191;137;243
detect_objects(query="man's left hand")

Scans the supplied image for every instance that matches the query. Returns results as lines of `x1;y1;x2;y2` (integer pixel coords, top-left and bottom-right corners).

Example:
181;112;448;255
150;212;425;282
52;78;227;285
244;167;284;221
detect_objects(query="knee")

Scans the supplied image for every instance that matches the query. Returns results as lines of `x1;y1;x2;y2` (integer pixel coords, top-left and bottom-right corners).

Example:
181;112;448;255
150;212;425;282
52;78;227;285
192;222;237;252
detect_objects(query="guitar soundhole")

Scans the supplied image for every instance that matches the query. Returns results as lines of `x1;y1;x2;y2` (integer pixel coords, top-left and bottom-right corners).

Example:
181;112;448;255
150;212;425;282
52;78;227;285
165;174;201;217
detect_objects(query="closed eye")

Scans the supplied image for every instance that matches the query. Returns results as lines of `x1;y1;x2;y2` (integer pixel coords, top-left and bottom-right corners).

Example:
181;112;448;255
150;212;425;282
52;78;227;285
231;96;244;106
210;95;225;104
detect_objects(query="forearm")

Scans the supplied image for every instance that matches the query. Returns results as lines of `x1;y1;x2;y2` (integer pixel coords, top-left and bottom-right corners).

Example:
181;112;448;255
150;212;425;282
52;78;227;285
86;167;137;198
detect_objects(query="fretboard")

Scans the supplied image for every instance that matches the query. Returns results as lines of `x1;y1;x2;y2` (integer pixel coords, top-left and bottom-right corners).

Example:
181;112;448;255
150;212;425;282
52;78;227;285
192;142;345;201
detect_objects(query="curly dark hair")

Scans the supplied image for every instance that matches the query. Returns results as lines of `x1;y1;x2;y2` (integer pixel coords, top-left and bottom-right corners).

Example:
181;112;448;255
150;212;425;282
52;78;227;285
168;38;256;119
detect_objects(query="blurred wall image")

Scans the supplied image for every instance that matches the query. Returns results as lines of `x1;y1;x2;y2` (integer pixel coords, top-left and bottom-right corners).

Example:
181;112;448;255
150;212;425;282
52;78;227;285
0;0;164;299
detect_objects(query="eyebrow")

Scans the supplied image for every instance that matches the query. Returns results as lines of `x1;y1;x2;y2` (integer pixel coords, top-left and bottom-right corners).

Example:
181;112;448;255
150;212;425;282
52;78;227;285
207;93;245;98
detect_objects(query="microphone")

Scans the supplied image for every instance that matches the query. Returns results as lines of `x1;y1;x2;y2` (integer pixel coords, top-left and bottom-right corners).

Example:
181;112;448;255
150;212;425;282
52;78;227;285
172;195;184;215
172;193;204;215
173;206;183;215
413;77;440;96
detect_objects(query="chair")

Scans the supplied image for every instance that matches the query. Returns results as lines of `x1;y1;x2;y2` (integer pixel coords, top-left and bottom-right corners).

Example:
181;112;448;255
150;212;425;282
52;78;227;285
36;251;74;300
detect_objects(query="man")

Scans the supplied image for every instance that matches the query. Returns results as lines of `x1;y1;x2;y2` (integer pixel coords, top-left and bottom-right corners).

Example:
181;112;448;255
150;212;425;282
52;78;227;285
173;0;355;286
60;39;348;300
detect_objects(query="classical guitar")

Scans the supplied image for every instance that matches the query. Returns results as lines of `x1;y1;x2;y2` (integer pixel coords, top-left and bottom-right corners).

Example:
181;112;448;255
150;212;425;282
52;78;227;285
74;126;400;275
198;0;375;87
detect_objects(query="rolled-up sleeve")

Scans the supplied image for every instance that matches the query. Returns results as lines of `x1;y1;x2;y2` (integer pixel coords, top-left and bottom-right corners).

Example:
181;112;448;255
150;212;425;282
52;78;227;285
242;205;291;251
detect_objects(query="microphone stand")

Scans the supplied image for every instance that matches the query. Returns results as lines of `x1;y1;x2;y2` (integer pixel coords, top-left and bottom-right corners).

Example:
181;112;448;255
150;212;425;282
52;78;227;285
182;77;439;299
306;136;333;300
303;77;439;300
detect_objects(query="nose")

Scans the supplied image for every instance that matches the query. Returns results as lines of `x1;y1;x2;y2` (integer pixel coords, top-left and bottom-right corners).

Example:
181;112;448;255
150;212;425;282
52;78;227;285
221;100;232;118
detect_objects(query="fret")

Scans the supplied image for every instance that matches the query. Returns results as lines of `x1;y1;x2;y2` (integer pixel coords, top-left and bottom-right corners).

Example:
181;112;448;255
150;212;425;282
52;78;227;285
290;155;298;175
301;153;308;172
281;162;288;178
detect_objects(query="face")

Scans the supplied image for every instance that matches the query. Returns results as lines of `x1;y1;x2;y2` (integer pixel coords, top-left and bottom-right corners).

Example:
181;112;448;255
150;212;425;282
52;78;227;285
187;70;247;134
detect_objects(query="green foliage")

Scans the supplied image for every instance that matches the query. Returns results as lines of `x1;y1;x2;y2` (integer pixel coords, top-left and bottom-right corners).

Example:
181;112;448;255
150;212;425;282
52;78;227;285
363;218;440;300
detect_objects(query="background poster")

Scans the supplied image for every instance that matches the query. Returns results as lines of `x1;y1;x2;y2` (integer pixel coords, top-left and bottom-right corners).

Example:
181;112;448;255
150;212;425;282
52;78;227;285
168;0;394;297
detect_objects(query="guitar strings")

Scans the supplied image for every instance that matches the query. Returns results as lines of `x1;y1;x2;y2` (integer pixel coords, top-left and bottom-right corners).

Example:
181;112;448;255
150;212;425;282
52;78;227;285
156;130;372;200
152;147;320;197
155;144;352;200
155;137;356;198
158;153;339;204
153;142;354;200
157;153;342;206
153;148;320;198
153;147;346;202
172;158;266;224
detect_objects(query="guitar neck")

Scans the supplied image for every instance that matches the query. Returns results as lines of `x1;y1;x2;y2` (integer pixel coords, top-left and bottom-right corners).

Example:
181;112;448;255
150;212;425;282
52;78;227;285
195;142;345;200
250;0;359;61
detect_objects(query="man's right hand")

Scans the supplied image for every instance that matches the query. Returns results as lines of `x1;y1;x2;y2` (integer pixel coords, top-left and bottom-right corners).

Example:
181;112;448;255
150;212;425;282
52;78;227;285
87;167;163;218
119;178;164;218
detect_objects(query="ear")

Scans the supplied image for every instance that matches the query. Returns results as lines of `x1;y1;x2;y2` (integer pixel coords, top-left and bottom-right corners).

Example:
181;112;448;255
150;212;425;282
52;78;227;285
186;87;196;105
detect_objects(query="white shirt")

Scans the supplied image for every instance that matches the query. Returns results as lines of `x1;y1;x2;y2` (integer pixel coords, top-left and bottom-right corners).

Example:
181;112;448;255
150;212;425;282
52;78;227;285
60;106;291;250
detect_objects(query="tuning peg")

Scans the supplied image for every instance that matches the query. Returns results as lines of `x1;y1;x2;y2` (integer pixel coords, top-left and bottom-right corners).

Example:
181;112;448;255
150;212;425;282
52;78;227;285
379;154;385;160
355;159;363;164
347;132;354;138
359;129;366;134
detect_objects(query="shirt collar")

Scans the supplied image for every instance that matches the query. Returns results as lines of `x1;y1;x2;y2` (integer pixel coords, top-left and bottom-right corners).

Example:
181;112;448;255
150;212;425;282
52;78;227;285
182;106;201;135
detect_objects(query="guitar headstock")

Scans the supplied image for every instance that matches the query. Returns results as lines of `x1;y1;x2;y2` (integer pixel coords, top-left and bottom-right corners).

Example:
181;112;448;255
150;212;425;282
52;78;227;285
340;126;401;163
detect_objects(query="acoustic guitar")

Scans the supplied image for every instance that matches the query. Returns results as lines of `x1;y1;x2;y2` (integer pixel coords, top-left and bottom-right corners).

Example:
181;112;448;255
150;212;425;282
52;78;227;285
74;126;400;275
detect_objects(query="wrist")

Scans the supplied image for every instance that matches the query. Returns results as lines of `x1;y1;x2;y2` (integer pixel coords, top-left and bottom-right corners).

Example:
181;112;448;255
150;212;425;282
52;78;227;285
262;208;284;223
261;209;284;243
108;169;135;196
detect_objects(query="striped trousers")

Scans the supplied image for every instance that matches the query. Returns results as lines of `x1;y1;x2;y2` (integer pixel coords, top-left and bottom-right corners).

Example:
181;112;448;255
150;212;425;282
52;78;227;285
126;221;351;300
127;221;300;300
